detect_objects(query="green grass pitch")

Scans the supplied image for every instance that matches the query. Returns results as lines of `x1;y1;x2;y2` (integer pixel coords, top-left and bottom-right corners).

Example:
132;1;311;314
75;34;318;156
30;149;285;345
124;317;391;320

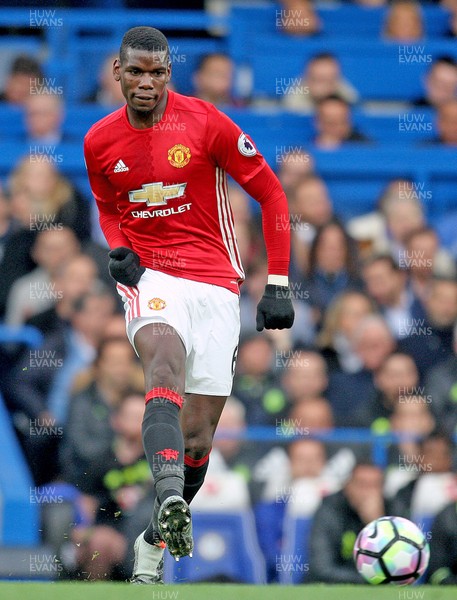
1;583;457;600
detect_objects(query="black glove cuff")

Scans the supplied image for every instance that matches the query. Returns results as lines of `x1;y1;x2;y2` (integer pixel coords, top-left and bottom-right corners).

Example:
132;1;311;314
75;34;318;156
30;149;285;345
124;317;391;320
264;284;292;300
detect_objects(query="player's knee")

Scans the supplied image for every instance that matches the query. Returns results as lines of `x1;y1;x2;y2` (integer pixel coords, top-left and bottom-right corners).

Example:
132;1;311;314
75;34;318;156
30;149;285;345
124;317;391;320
146;363;182;391
185;432;212;459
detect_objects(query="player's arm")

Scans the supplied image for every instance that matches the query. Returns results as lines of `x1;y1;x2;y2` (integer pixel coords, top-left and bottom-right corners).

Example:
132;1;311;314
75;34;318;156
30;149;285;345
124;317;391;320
205;106;294;330
84;136;144;286
241;163;294;331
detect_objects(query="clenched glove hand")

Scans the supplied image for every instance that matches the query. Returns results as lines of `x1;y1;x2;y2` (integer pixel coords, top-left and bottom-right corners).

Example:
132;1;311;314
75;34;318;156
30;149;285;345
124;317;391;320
256;284;295;331
108;246;145;286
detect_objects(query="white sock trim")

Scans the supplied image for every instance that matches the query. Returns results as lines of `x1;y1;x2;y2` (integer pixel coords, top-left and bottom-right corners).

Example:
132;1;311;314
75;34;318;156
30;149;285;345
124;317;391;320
267;274;289;286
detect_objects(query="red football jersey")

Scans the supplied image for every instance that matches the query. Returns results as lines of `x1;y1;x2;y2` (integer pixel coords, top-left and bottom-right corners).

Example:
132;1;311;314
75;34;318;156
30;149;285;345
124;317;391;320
84;91;268;294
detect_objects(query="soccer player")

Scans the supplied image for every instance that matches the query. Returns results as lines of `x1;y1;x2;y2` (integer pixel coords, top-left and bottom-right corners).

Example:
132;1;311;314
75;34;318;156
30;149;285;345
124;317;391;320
84;26;294;584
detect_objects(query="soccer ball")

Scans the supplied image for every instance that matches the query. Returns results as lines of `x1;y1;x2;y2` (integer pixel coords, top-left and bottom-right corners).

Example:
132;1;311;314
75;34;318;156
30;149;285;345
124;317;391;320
353;516;430;585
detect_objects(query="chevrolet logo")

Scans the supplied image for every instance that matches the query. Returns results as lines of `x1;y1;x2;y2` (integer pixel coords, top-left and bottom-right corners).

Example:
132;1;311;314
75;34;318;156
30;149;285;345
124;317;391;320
128;182;187;207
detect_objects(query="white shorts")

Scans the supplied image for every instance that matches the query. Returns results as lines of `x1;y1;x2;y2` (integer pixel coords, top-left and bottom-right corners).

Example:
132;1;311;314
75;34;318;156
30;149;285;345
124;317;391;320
116;270;240;396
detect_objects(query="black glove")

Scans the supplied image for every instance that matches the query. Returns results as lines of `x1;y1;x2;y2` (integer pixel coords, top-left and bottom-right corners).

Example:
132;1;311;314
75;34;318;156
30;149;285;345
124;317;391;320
256;284;295;331
108;246;145;286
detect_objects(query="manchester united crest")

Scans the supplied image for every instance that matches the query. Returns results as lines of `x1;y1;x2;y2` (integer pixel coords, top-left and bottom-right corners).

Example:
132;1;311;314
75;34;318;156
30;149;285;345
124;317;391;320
148;297;167;310
168;144;191;168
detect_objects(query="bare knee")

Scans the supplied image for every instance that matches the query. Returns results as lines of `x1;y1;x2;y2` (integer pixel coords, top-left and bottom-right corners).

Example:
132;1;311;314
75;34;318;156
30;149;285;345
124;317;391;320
145;362;183;392
185;431;213;459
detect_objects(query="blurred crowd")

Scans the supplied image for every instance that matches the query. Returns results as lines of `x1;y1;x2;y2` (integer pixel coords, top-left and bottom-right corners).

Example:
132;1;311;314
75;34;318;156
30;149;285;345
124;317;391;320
1;0;457;585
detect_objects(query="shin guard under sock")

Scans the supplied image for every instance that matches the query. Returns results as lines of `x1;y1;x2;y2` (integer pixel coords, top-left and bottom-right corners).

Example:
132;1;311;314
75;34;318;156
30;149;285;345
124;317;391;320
142;388;184;545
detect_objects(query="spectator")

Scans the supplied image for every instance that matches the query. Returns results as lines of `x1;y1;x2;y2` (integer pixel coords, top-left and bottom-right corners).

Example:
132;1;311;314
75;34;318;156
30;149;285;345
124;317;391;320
0;156;92;315
383;0;424;41
289;174;334;277
388;398;436;469
305;220;363;318
308;462;388;583
424;323;457;435
0;182;16;263
287;397;334;432
432;99;457;146
8;284;116;484
404;227;456;305
9;153;90;248
414;56;457;109
442;0;457;37
25;254;99;336
24;93;65;145
435;208;457;260
4;227;80;326
427;500;457;584
192;53;242;108
205;396;286;582
85;52;125;107
283;53;358;113
355;352;420;430
281;350;329;404
391;430;457;522
384;400;437;496
287;438;329;484
277;0;321;36
317;290;377;374
70;393;153;580
347;178;426;260
60;336;141;488
285;397;359;469
327;315;396;426
277;149;315;197
362;254;425;340
313;95;370;149
232;333;287;427
399;276;457;378
0;54;43;105
201;396;270;507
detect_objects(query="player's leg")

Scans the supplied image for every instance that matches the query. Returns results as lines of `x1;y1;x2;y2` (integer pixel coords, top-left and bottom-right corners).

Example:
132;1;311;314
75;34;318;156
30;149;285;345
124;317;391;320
180;393;227;504
130;321;191;583
179;283;240;505
134;322;193;553
135;321;186;507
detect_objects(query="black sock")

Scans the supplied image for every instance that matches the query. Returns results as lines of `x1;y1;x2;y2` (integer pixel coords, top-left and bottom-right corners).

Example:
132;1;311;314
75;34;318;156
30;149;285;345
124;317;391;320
142;396;184;545
183;453;210;505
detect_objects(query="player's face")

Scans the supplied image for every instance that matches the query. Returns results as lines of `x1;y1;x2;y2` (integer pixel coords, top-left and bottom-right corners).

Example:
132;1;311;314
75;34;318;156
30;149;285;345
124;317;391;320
114;48;171;115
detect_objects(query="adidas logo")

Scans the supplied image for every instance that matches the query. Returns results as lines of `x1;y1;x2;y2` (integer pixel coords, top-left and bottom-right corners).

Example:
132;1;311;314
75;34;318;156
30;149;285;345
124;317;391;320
114;159;129;173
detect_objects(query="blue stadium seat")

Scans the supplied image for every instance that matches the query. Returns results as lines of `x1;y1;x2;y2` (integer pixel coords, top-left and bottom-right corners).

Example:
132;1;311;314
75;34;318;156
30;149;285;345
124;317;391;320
163;510;266;583
0;39;43;78
353;110;436;143
247;38;457;102
253;500;286;582
0;390;39;545
310;147;457;222
224;108;314;156
64;105;112;137
278;515;313;584
228;3;452;63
